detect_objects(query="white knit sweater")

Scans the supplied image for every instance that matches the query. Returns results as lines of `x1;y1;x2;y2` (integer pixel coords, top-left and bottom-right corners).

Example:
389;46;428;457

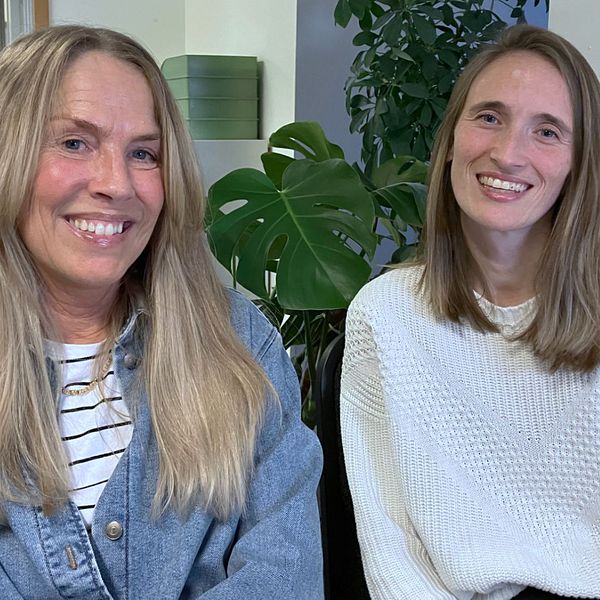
340;265;600;600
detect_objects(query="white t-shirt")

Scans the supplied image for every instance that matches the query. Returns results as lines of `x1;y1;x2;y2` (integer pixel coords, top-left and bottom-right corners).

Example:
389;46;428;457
48;341;133;528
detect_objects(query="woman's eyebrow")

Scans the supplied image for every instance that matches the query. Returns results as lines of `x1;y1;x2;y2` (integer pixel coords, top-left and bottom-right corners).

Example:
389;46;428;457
464;100;572;133
49;115;161;141
465;100;506;116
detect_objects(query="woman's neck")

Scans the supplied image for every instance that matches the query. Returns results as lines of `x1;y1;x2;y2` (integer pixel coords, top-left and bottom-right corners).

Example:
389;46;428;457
461;215;551;307
43;283;118;343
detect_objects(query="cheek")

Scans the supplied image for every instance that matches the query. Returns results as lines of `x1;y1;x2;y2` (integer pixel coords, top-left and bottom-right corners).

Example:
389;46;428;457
134;171;165;214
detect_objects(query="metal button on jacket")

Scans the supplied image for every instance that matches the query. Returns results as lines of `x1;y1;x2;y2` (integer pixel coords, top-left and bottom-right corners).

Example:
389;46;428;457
123;353;138;370
105;521;123;541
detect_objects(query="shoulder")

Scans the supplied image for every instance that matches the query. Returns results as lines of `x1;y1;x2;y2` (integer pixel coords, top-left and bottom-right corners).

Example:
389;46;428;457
226;289;278;360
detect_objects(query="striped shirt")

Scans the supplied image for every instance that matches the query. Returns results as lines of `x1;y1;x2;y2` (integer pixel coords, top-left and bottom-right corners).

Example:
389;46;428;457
49;341;133;528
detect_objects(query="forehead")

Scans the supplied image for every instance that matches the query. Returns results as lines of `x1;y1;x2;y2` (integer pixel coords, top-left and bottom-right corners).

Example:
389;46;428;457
463;50;573;125
56;50;157;118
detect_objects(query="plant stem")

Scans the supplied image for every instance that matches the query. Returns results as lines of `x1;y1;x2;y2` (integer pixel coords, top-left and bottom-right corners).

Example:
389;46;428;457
318;311;330;360
303;311;318;418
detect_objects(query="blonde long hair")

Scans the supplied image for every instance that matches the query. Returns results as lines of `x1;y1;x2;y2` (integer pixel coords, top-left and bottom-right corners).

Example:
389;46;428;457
421;24;600;372
0;26;269;519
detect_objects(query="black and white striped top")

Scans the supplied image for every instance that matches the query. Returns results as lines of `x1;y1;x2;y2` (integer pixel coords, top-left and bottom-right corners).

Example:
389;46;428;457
50;341;133;528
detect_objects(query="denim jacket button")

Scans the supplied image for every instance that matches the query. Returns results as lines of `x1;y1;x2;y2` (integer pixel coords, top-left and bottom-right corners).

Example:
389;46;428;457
105;520;123;540
123;354;138;370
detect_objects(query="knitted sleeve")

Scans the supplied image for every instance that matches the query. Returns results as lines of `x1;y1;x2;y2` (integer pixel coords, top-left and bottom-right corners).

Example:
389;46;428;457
340;298;457;600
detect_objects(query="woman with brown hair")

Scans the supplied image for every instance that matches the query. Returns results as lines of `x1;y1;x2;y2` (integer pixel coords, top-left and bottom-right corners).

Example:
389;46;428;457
0;25;323;599
341;25;600;599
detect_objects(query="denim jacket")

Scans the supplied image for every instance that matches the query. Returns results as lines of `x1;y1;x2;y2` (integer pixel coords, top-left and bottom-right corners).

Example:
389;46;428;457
0;291;324;599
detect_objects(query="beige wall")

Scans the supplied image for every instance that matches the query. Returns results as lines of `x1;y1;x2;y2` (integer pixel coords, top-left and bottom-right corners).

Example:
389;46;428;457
183;0;297;138
49;0;297;139
50;0;185;66
549;0;600;76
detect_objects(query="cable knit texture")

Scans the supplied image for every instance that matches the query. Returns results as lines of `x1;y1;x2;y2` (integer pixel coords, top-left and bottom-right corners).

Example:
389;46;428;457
340;265;600;600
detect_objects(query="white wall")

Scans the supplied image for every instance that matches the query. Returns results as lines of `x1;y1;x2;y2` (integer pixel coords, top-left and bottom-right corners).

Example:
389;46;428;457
50;0;185;66
49;0;297;188
183;0;297;139
51;0;297;140
549;0;600;76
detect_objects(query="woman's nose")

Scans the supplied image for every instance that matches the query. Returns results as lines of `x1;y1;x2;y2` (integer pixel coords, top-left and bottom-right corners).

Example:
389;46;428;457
88;148;134;201
489;127;527;170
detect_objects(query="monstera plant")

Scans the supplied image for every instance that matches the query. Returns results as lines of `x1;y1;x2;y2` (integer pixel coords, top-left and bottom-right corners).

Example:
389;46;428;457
207;121;426;421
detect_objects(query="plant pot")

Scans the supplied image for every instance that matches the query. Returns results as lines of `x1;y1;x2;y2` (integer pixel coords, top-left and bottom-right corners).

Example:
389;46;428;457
176;97;258;120
185;118;259;140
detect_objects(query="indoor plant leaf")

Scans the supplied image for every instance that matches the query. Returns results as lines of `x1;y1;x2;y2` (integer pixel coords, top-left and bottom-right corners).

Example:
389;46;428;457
269;121;345;161
260;151;294;188
207;159;376;310
334;0;353;27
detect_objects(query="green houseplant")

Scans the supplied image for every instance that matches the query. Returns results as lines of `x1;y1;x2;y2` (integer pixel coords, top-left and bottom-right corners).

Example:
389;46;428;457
207;121;427;421
335;0;549;172
207;0;548;423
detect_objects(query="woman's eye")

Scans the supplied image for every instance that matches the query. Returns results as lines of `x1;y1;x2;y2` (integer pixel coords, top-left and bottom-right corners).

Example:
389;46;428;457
63;138;83;150
539;128;558;139
480;113;498;124
132;149;157;162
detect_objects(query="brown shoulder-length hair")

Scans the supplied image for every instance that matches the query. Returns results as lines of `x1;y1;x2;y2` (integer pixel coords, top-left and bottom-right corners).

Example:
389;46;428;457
421;24;600;372
0;25;270;520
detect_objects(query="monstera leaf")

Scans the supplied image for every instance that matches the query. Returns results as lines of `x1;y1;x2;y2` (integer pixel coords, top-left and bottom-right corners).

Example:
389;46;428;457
207;158;375;310
260;121;346;189
371;156;428;227
268;121;345;161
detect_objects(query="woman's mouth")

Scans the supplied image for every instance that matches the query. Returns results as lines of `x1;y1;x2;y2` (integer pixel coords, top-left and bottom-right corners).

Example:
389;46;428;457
477;175;530;193
68;218;130;236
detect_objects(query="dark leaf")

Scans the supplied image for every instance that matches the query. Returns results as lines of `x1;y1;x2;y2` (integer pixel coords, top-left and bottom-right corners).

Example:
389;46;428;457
379;54;396;77
350;109;370;133
420;102;432;127
334;0;353;27
399;82;430;98
391;243;418;263
350;94;372;109
418;6;444;21
364;46;378;67
438;48;458;68
391;48;416;62
422;53;438;80
412;13;437;46
437;72;455;94
359;10;373;29
353;31;377;46
372;156;429;187
269;121;345;161
382;14;406;46
260;152;294;189
349;0;370;19
372;10;397;30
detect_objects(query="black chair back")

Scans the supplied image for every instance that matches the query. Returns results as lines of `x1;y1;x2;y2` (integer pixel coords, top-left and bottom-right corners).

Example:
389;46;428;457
315;334;370;600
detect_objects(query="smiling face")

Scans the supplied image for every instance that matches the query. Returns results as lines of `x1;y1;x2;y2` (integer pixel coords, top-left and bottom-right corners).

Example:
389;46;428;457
450;50;574;239
19;50;164;299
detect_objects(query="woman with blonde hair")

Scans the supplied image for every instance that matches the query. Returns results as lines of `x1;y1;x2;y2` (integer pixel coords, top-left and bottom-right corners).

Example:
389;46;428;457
342;25;600;599
0;25;323;599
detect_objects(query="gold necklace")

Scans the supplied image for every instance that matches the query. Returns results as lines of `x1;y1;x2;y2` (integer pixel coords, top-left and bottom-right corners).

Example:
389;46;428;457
61;351;113;397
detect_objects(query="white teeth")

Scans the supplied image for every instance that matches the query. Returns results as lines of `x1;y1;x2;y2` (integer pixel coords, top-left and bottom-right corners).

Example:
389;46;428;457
478;175;528;193
69;218;127;236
